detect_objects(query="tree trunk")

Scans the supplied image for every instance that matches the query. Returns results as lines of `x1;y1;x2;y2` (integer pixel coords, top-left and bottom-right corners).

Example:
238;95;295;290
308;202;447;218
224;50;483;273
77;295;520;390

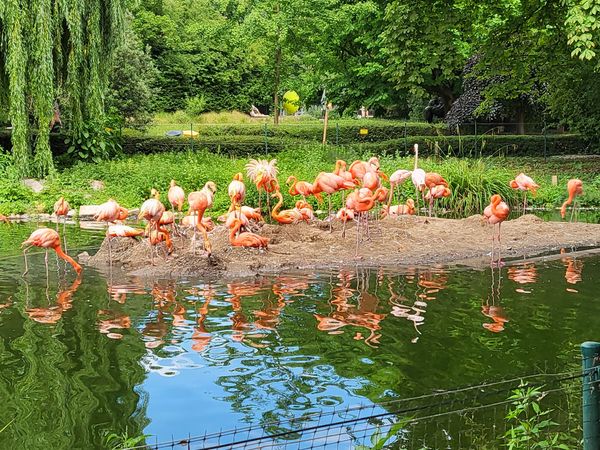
273;46;282;126
516;104;525;135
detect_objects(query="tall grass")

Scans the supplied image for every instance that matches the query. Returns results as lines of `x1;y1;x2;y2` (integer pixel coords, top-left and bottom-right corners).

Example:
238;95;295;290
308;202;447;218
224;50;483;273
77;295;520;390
1;146;597;216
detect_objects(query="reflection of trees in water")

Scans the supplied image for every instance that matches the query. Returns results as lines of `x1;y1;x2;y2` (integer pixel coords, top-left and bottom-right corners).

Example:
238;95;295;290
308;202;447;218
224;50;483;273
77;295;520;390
0;273;148;448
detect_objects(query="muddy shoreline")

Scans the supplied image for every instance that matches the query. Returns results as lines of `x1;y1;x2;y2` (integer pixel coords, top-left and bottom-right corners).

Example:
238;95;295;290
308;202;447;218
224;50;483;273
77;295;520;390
83;215;600;278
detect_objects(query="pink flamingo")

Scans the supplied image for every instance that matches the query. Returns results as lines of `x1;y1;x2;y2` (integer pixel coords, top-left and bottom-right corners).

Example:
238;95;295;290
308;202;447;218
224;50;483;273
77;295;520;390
312;171;355;230
188;182;217;255
22;228;82;276
229;219;269;249
95;199;129;264
228;172;246;218
560;179;583;221
287;175;319;202
168;180;185;214
510;173;539;214
483;194;510;266
387;169;412;208
411;144;426;214
424;184;451;217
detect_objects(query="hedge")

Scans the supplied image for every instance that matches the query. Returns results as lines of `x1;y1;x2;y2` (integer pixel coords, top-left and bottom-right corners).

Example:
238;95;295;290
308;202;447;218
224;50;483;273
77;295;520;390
1;131;596;164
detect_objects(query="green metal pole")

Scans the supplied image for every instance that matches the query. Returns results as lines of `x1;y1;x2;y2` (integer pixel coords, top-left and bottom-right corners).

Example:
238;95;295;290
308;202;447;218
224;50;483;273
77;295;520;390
264;123;268;153
582;341;600;450
404;121;407;154
190;123;194;152
336;123;339;146
543;119;547;161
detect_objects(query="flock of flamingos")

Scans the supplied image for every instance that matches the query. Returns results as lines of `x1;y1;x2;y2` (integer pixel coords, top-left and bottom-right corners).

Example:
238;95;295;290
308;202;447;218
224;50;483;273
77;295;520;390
6;144;585;275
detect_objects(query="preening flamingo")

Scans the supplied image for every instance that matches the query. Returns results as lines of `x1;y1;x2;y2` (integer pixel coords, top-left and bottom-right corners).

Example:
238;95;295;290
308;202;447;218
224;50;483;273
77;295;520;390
336;207;355;238
510;173;539;214
22;228;82;276
483;194;510;266
387;169;412;209
139;189;166;236
295;200;314;222
424;184;451;217
313;171;355;230
560;179;583;221
411;144;426;214
95;199;129;264
229;218;269;249
107;224;145;239
168;180;185;214
287;175;319;202
228;172;246;217
246;159;278;214
187;182;217;255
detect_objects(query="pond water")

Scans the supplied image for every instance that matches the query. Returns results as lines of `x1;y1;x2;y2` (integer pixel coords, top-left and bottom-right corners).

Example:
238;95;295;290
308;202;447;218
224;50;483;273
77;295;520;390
0;221;597;448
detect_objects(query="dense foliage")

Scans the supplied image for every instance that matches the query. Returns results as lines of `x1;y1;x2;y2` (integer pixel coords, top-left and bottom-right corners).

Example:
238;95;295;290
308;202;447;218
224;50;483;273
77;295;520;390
3;0;600;174
0;0;126;176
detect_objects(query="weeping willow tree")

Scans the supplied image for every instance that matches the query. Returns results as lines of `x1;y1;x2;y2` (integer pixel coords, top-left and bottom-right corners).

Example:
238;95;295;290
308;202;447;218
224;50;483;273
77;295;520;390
0;0;125;177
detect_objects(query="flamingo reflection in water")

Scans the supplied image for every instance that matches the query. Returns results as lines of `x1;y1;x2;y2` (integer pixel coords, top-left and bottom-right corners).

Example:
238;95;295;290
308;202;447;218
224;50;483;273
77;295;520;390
561;249;584;292
25;276;82;324
508;263;538;293
226;281;267;341
314;269;386;347
188;284;215;352
481;265;509;333
390;267;449;342
98;310;131;340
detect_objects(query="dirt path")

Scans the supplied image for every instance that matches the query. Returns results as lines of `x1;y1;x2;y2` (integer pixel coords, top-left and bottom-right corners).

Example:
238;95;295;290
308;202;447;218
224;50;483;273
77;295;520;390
83;214;600;278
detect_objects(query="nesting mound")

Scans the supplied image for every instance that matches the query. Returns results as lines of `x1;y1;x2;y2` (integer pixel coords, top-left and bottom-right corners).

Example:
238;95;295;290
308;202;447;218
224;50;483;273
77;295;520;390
86;215;600;278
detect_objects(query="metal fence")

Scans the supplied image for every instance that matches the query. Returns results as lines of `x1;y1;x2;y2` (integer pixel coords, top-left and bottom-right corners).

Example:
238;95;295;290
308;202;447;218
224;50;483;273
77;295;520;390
125;342;600;450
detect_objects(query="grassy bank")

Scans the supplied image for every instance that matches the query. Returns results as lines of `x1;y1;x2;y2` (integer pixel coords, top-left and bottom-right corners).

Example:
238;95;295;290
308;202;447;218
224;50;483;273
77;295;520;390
0;146;598;217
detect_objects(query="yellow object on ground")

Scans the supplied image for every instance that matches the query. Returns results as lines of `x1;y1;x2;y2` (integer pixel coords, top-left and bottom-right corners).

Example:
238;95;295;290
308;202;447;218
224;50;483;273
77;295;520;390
182;130;199;138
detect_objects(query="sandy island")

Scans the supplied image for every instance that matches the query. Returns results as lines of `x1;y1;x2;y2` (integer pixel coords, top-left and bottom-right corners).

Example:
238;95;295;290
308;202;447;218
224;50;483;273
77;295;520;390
83;214;600;278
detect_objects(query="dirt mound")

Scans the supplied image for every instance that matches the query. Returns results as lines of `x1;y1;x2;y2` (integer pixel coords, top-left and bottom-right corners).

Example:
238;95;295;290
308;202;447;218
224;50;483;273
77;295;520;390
86;215;600;278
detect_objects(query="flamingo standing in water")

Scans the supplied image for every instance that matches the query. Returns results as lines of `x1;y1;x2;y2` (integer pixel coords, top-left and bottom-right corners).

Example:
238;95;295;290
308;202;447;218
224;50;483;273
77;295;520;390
510;173;539;214
560;179;583;221
411;144;426;214
188;182;216;255
22;228;82;276
229;218;269;249
53;197;70;249
95;199;129;265
483;194;510;266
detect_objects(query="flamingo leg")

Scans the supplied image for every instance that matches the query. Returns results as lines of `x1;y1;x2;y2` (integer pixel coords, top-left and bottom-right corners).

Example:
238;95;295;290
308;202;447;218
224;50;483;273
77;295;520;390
22;246;32;276
414;188;419;216
355;213;360;257
45;250;49;280
429;198;434;218
522;192;527;215
497;222;503;267
386;182;395;209
63;216;67;253
328;194;332;232
341;217;347;239
490;225;496;267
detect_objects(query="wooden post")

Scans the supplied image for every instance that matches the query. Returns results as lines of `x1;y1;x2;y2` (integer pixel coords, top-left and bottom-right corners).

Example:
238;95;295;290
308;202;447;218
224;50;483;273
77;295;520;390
551;175;558;186
322;102;331;145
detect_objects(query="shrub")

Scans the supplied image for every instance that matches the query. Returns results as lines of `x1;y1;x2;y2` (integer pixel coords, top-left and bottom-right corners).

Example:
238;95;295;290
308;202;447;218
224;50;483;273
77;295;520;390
185;95;208;117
